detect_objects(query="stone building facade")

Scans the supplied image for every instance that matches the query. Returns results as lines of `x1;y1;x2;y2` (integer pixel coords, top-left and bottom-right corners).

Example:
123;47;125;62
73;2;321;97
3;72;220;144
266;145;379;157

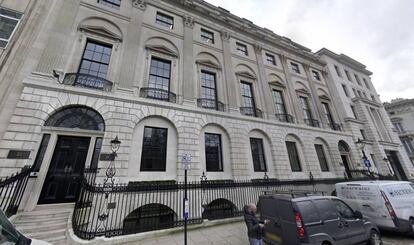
0;0;412;210
317;49;414;180
385;98;414;165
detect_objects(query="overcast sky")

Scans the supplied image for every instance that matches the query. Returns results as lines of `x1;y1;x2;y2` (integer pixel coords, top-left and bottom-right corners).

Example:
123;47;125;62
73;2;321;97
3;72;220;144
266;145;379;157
205;0;414;103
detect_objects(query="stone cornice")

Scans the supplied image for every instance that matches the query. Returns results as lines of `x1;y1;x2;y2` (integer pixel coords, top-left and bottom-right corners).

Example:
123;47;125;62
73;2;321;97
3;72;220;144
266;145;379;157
158;0;324;65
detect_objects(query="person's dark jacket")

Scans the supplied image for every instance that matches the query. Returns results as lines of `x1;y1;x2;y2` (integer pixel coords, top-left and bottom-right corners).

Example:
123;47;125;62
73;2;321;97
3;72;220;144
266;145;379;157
244;209;265;239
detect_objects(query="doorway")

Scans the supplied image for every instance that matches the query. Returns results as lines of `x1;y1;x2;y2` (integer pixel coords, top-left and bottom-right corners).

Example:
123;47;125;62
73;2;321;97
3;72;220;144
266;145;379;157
341;155;352;178
386;151;407;181
38;136;91;204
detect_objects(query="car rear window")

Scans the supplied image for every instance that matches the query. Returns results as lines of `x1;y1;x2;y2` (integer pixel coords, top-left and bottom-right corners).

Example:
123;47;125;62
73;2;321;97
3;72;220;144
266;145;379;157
296;200;320;224
313;199;338;220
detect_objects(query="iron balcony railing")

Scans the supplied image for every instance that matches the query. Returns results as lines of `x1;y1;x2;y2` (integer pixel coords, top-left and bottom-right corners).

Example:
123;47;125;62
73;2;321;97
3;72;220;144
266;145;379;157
348;170;396;180
329;123;342;131
197;98;225;112
304;119;321;128
275;113;295;123
140;87;177;103
62;73;113;92
240;107;263;118
0;166;31;217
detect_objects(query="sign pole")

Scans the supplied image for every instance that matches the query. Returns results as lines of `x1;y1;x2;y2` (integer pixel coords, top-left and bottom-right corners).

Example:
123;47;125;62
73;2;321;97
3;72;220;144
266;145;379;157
184;168;188;245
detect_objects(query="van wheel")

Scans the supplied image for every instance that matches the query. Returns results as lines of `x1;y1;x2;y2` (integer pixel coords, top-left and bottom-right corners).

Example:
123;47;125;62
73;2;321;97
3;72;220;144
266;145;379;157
368;229;382;245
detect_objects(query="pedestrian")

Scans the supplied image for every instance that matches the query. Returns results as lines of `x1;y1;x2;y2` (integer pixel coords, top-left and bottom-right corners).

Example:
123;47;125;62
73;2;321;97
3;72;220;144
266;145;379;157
243;203;269;245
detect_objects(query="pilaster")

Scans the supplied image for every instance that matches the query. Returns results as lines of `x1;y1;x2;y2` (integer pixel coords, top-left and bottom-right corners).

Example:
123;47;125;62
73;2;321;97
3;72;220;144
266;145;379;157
182;15;195;106
254;43;273;119
303;63;325;126
221;30;238;113
280;54;303;122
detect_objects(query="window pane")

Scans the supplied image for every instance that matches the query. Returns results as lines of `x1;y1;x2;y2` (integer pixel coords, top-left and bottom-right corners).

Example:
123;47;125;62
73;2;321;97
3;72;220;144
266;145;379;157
205;133;223;172
140;127;168;171
0;16;18;39
322;102;334;126
299;96;312;121
272;90;286;115
98;0;121;8
149;57;171;91
313;199;338;220
286;141;301;171
78;40;112;78
201;71;217;101
240;82;255;108
332;199;355;219
315;144;329;172
156;12;174;29
90;137;103;169
236;42;248;55
250;138;267;172
296;201;320;224
201;29;214;44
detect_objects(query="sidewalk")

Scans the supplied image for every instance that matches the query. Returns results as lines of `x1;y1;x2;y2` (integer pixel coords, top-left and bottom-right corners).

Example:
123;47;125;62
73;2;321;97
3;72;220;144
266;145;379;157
126;221;413;245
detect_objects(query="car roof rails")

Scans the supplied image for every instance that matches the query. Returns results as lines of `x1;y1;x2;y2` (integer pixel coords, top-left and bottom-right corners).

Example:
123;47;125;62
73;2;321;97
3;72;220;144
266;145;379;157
262;189;327;198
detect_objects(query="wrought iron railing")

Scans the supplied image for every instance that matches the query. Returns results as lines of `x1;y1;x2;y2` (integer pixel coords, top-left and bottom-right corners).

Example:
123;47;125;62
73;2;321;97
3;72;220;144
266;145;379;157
275;113;295;123
72;175;365;240
240;107;263;118
62;73;113;92
329;123;342;131
0;166;31;217
304;119;320;128
348;170;396;180
140;87;177;103
197;98;225;112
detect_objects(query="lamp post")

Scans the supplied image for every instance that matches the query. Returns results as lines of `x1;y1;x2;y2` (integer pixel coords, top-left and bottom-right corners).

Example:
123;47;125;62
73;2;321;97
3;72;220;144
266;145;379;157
355;138;372;177
104;136;121;186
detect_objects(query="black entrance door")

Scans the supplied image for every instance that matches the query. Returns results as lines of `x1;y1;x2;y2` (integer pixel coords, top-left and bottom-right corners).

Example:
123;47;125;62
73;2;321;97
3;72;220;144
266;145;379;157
386;151;408;181
341;155;352;178
39;136;90;204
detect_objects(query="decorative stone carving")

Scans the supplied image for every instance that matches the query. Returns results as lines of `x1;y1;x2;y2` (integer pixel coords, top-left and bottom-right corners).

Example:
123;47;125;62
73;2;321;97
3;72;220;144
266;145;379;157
180;0;194;7
254;43;263;53
184;15;194;29
132;0;146;10
221;30;231;42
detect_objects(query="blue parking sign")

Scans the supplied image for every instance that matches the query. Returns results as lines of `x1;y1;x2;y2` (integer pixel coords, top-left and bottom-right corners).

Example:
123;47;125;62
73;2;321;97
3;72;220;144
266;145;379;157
363;159;371;168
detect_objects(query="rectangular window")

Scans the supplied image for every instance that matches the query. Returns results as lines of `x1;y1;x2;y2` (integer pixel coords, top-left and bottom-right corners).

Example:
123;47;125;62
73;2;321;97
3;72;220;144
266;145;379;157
201;28;214;44
370;154;378;168
97;0;121;8
200;70;218;109
402;138;414;154
363;78;370;89
250;138;267;172
362;92;367;98
236;42;248;56
352;88;357;97
322;102;335;127
371;95;376;102
291;62;300;74
0;8;22;48
315;144;329;172
360;129;367;140
393;122;404;133
205;133;223;172
312;70;321;81
286;141;301;172
354;74;362;85
342;84;350;97
345;70;351;81
149;57;171;91
272;90;287;119
79;40;112;79
299;96;312;122
350;105;358;119
240;81;255;109
265;53;276;66
156;12;174;29
334;65;342;77
140;127;168;171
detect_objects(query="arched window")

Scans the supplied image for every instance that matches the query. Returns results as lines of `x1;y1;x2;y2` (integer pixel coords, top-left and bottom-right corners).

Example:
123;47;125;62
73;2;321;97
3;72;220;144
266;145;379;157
44;106;105;131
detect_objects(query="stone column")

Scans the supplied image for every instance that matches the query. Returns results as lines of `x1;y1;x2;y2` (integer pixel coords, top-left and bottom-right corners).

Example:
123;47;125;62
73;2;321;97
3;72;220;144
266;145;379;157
303;63;325;125
254;43;273;119
280;55;303;122
182;15;195;106
221;30;238;113
35;0;81;74
117;2;146;89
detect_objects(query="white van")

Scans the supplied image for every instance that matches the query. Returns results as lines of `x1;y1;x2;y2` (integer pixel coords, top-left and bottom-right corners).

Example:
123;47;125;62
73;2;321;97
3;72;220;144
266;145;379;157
335;181;414;234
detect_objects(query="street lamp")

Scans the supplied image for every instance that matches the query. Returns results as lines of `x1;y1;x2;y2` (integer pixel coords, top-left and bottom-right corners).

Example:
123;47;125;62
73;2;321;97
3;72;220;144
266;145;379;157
104;136;121;186
355;138;372;176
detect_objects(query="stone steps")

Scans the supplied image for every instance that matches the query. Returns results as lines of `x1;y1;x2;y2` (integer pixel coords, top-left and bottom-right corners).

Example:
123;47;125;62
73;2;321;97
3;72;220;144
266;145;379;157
12;204;72;244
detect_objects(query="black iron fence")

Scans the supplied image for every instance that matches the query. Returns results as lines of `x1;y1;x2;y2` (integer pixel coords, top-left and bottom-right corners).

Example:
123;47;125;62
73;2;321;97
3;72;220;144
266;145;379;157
72;173;366;240
348;169;396;180
0;166;31;217
62;73;113;92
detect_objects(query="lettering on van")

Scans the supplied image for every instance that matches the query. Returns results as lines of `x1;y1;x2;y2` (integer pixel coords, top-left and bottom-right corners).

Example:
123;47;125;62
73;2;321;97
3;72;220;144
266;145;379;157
387;188;414;197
